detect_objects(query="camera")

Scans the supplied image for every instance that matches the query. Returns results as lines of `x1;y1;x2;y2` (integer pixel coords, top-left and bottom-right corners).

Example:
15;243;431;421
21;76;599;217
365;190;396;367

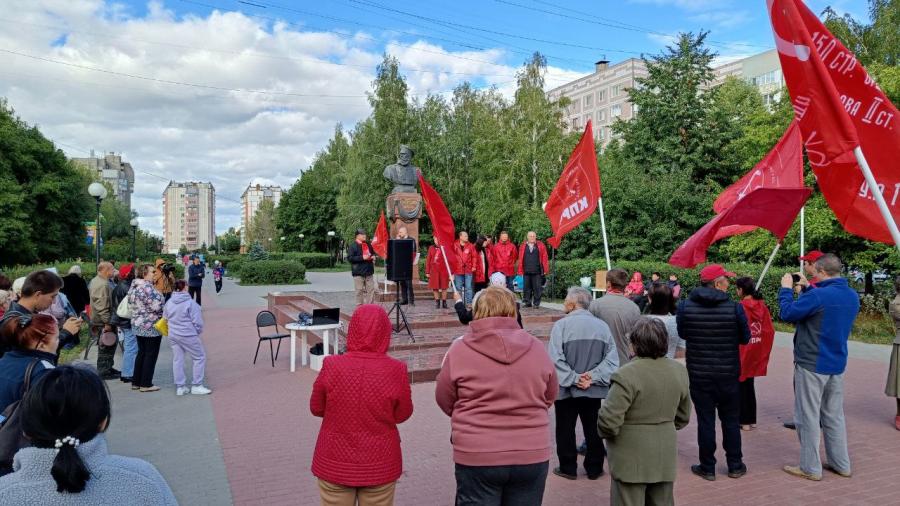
160;263;176;275
791;273;801;283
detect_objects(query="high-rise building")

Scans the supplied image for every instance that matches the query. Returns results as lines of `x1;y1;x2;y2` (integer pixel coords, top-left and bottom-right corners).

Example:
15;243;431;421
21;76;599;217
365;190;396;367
240;184;283;246
547;50;784;147
71;152;135;208
163;181;216;254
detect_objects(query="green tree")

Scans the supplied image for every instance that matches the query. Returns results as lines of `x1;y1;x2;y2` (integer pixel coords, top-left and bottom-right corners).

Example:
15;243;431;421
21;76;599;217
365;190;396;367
247;241;269;261
246;198;279;252
217;227;241;253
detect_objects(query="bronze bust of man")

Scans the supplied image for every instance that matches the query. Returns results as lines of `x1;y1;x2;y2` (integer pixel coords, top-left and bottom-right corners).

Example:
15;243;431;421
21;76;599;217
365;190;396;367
383;145;419;194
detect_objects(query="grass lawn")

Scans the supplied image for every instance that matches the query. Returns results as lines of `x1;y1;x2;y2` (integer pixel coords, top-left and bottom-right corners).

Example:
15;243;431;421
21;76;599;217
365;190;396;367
307;265;353;273
59;327;91;365
774;313;895;345
237;279;310;286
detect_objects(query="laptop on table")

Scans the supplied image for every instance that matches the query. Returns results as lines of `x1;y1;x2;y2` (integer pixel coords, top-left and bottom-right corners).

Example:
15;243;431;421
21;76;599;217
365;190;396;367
311;308;340;326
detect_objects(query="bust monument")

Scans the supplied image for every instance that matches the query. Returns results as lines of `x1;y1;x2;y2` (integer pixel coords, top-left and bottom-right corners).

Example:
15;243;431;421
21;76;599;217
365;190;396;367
383;145;419;194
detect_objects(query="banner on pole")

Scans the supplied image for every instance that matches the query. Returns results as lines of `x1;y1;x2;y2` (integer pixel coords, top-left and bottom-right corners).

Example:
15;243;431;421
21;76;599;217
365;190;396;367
371;210;389;258
545;120;602;249
417;171;458;269
767;0;900;244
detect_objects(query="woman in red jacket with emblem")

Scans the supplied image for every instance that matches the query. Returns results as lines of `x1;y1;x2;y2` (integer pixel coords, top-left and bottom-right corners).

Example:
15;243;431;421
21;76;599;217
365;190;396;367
426;237;451;309
310;304;413;504
735;277;775;431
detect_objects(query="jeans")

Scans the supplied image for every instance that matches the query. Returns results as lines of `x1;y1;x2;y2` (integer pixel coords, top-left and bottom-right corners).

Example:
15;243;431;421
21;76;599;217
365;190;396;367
170;333;207;387
454;461;548;506
522;273;543;306
555;397;605;476
794;364;850;475
690;379;743;473
454;274;473;305
188;285;202;306
133;334;162;388
118;327;138;379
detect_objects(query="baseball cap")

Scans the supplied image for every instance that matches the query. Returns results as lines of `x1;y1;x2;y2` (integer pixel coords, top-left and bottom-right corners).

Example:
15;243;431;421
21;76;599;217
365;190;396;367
118;263;135;279
355;228;367;236
798;250;824;263
699;264;736;282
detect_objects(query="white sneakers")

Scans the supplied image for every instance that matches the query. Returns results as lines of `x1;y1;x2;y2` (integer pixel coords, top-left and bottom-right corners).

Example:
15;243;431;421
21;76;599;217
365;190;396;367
176;385;212;396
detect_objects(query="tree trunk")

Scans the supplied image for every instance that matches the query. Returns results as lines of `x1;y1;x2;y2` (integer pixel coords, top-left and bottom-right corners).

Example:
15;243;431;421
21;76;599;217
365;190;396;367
865;271;874;294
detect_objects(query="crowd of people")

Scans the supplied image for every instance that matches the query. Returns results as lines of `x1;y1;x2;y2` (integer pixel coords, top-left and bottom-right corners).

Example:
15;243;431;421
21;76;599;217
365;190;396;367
313;251;876;506
0;256;213;501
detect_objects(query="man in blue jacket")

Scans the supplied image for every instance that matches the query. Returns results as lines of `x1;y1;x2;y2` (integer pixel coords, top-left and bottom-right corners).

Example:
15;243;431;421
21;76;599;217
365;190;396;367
779;253;859;481
187;255;205;306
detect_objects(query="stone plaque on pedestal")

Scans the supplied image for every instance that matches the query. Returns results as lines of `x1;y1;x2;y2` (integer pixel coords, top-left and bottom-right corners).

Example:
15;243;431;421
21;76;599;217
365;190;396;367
386;192;423;282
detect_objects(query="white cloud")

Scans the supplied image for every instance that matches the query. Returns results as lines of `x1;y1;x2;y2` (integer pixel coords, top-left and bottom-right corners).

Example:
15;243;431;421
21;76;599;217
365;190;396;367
689;10;753;29
0;0;587;236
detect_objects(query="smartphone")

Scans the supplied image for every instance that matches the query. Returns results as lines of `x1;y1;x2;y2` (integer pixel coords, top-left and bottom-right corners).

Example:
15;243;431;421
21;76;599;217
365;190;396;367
79;311;89;322
791;273;801;283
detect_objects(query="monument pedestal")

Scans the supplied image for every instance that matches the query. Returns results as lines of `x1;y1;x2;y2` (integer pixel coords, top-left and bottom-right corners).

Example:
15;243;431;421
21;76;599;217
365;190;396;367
386;192;423;282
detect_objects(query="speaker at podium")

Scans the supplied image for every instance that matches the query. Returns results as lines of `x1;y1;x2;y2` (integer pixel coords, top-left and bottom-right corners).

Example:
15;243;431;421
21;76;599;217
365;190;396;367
386;239;414;282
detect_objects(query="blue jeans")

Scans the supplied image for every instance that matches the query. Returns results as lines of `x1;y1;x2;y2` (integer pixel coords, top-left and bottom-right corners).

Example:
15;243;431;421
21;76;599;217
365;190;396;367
454;274;473;305
118;327;138;379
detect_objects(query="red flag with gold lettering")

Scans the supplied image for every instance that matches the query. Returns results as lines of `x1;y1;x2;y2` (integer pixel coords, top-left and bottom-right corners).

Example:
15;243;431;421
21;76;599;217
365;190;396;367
545;120;601;249
768;0;900;244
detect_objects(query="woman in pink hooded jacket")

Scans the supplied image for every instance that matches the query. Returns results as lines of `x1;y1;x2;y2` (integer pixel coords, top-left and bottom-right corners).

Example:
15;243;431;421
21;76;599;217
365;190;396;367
436;286;558;506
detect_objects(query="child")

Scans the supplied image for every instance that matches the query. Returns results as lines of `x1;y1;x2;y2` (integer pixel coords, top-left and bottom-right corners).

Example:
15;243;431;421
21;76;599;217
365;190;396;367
213;261;225;294
162;280;211;395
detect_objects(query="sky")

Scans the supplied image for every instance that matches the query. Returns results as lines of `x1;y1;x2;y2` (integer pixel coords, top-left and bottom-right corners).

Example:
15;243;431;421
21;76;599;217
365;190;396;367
0;0;870;236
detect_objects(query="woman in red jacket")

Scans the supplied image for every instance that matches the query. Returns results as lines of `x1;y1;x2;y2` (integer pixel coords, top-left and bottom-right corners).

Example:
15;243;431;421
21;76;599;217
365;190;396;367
426;237;451;309
735;277;775;431
310;304;413;504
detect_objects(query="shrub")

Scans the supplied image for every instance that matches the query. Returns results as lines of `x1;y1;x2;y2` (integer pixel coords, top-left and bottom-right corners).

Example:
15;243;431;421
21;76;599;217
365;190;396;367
238;260;306;285
247;242;269;261
0;259;183;284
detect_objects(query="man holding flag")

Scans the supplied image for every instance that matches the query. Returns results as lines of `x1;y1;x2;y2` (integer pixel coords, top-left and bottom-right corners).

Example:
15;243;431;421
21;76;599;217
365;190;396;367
348;228;377;305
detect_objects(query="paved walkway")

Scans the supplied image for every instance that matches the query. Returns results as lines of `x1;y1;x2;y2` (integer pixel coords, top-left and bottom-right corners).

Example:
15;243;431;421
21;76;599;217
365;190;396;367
86;276;899;505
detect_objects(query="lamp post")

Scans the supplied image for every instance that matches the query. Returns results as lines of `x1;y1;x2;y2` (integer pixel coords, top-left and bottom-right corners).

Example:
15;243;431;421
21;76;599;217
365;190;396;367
298;233;304;252
327;231;336;267
130;217;139;262
87;183;108;265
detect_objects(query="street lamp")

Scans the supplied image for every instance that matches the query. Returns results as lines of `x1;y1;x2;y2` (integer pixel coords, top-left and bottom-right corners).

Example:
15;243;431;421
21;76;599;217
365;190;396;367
130;217;139;262
327;231;336;267
87;182;108;265
298;233;304;252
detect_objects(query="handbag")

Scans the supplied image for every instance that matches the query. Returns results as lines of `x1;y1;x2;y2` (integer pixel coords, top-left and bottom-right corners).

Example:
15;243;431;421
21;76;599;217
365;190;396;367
0;359;39;474
154;317;169;336
116;296;132;319
100;330;118;347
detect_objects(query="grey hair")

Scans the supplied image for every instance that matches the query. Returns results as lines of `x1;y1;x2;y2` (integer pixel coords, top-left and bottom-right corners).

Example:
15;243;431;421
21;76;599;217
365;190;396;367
815;253;843;277
566;286;592;309
67;265;82;275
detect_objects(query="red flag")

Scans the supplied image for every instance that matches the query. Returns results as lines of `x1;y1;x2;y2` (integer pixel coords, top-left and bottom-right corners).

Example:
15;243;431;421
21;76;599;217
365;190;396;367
768;0;900;244
371;210;389;258
417;171;457;268
545;120;602;249
669;188;813;268
712;120;804;240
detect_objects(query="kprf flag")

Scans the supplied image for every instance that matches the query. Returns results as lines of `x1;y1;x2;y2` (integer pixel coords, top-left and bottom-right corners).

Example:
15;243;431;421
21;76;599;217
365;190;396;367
545;120;602;249
768;0;900;244
417;171;457;268
669;188;813;268
712;120;804;240
371;210;389;258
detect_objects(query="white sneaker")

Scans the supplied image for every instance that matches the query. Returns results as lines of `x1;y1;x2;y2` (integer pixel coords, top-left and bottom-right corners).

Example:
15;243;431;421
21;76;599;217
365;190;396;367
190;385;212;395
176;386;189;396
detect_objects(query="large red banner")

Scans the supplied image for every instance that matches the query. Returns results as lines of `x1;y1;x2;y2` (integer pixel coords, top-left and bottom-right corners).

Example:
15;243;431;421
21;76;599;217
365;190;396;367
417;171;458;268
545;120;602;249
768;0;900;244
371;210;389;258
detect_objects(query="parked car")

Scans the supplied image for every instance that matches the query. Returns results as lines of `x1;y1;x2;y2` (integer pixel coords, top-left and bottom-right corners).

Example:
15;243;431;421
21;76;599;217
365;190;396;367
851;270;890;283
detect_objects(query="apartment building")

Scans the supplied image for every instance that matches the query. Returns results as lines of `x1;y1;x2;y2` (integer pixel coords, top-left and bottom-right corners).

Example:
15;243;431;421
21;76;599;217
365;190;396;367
163;181;216;254
71;151;136;209
714;49;785;106
240;184;283;247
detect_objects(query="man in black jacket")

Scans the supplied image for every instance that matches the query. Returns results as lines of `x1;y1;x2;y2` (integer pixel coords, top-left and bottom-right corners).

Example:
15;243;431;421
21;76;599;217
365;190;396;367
348;229;376;305
676;264;751;481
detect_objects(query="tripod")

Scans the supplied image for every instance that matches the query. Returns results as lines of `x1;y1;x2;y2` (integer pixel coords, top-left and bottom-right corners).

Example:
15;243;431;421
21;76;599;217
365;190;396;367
386;281;413;341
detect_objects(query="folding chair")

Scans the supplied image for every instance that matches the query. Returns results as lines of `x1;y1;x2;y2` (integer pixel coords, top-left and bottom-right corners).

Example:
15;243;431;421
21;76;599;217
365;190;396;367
254;310;290;367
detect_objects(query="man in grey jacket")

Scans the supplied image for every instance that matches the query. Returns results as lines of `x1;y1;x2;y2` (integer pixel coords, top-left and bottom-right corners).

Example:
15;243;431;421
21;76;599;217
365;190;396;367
549;286;619;481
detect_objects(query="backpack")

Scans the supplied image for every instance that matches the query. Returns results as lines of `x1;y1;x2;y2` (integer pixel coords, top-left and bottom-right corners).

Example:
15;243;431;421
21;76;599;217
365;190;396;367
0;359;40;475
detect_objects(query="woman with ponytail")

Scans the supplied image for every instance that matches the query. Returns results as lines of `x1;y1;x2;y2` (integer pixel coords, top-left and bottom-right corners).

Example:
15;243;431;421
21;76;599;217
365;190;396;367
734;277;775;431
0;365;176;504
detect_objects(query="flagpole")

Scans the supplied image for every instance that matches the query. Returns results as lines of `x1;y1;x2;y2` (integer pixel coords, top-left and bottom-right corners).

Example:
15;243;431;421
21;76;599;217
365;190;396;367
799;206;805;274
756;241;782;291
439;245;457;294
597;197;612;271
854;146;900;253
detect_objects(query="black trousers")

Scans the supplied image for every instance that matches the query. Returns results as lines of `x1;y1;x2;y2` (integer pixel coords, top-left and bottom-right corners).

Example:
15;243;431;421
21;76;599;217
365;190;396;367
555;397;605;476
133;335;162;388
522;273;543;306
214;279;222;293
398;280;414;304
189;285;202;305
690;379;743;473
454;461;548;506
96;342;116;375
739;378;756;425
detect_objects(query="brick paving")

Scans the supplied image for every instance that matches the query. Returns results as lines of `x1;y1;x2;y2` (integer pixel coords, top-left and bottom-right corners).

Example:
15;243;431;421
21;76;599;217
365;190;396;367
103;276;900;505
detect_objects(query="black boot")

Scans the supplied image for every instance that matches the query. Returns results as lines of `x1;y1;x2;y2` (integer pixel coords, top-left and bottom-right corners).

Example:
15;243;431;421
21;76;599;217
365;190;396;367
435;299;441;309
441;299;448;309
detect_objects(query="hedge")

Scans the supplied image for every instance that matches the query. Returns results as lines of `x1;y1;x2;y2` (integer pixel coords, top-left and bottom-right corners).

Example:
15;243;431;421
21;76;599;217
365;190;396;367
238;260;307;285
547;258;797;319
1;259;184;284
208;252;330;278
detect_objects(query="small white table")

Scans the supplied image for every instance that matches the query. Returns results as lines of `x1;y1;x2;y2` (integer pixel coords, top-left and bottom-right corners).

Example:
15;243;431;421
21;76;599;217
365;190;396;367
591;288;607;299
284;322;342;372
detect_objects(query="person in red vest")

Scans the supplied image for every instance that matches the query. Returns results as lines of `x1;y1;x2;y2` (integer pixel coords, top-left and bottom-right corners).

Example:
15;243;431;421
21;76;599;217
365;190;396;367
426;237;451;309
452;232;477;307
473;235;490;295
517;231;549;308
734;277;775;432
490;231;518;291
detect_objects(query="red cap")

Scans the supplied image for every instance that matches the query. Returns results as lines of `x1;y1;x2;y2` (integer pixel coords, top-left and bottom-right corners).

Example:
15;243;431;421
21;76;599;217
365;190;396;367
118;263;135;279
798;250;824;263
699;264;736;282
